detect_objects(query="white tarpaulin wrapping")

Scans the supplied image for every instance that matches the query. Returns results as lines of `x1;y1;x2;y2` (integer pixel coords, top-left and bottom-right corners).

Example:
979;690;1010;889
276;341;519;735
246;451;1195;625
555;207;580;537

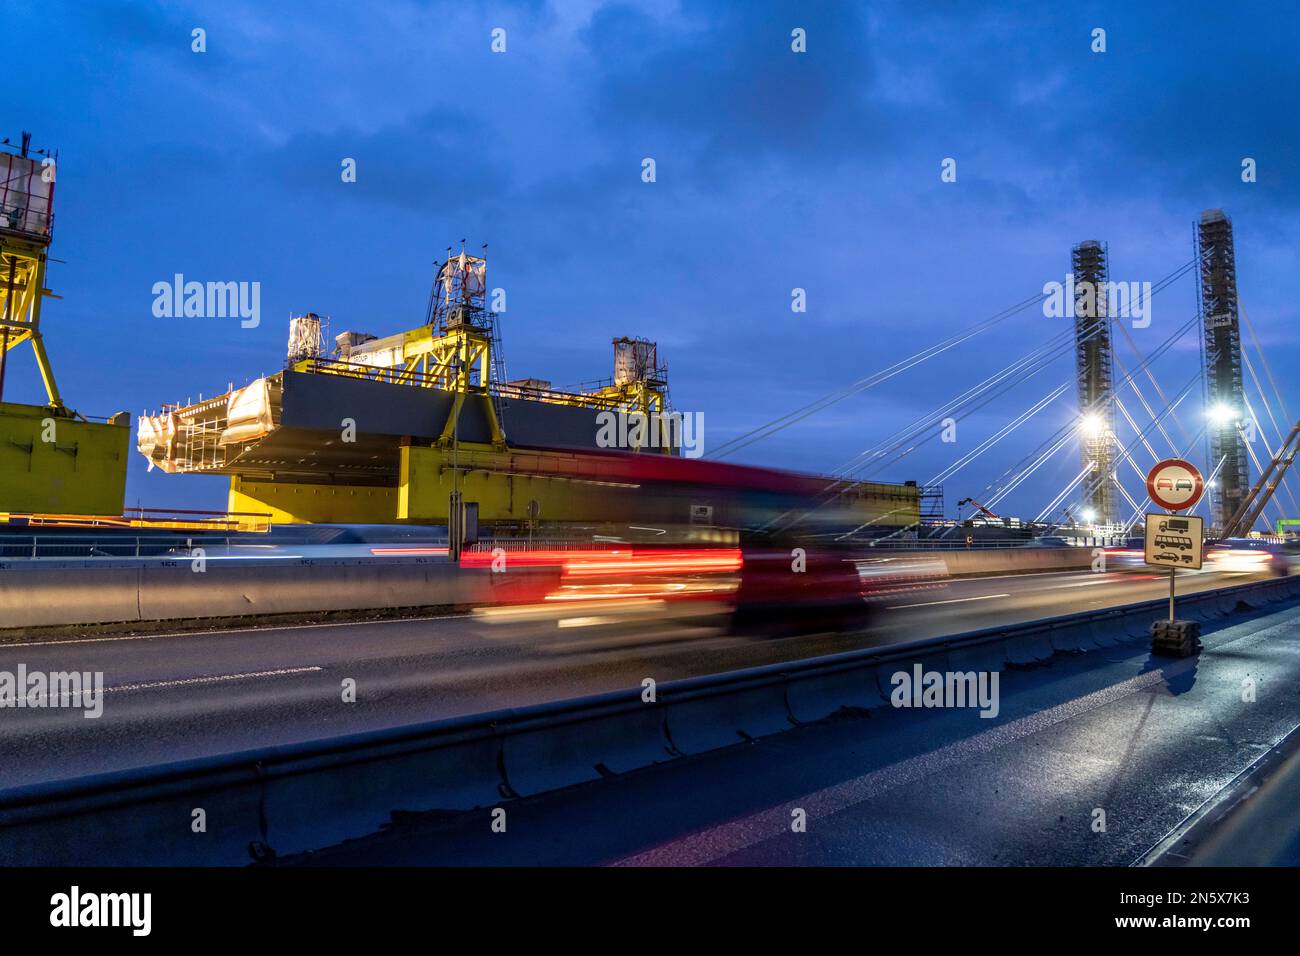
220;378;274;445
136;413;178;473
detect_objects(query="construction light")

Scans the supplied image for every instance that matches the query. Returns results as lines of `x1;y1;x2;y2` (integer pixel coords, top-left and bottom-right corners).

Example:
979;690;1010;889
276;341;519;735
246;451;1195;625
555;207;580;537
1207;403;1237;426
1081;508;1097;523
1079;412;1105;438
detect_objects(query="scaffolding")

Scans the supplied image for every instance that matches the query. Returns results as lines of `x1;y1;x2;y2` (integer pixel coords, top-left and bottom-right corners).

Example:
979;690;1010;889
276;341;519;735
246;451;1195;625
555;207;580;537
917;483;945;524
1197;209;1249;531
1071;240;1116;524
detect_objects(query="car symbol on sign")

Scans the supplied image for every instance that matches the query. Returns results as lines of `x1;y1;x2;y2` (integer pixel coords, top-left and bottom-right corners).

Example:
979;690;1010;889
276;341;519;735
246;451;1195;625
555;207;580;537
1175;478;1194;492
1157;478;1173;490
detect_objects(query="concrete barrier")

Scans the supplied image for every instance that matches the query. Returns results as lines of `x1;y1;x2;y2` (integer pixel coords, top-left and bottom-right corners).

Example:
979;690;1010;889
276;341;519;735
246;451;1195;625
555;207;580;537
2;573;1297;865
785;665;886;723
665;678;795;753
0;558;560;632
882;547;1095;577
0;564;143;629
502;699;673;796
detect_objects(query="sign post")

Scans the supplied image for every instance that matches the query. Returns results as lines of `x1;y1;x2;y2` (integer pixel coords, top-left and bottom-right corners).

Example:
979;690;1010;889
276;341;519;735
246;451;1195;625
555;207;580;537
1144;459;1206;657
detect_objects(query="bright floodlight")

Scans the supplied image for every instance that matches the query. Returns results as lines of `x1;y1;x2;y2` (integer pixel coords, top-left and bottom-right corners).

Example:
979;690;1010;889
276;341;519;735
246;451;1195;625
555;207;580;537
1207;403;1237;426
1081;508;1097;523
1079;412;1105;438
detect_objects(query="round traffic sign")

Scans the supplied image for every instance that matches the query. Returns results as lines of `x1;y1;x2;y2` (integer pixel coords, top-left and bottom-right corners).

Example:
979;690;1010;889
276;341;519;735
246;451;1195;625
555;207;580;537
1146;458;1204;511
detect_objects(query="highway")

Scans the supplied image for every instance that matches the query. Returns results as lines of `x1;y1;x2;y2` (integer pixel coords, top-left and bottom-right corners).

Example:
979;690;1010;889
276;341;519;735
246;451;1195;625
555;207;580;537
0;566;1282;789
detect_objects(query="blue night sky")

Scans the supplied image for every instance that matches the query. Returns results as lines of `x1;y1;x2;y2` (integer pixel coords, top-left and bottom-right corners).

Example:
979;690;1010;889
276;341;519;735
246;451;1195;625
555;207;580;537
6;0;1299;520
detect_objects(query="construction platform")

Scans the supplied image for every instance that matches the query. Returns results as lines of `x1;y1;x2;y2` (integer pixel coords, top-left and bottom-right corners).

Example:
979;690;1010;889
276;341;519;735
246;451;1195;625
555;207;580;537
137;249;919;534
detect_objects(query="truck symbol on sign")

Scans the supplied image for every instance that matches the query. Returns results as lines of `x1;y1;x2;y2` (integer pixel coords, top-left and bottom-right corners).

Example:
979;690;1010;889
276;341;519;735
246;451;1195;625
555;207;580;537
1159;518;1189;533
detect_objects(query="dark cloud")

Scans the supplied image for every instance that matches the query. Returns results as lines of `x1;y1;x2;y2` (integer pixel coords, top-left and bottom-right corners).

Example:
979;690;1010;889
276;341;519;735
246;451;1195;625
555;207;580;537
580;1;891;178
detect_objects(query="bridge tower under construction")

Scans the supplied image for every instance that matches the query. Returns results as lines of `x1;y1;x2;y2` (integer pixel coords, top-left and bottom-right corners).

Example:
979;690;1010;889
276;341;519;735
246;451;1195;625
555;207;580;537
1196;209;1249;531
1072;240;1116;526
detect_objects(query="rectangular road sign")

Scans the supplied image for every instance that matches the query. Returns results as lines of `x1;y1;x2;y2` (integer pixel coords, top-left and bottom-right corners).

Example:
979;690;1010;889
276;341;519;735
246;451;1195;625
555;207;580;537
1144;513;1204;570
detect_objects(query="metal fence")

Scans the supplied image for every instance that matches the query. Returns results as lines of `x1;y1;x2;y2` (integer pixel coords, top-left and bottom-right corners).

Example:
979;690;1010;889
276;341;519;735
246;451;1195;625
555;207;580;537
0;535;241;560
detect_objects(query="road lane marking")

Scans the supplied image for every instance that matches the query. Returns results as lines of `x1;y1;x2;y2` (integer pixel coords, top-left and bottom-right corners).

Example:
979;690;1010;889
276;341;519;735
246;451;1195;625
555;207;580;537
886;593;1010;610
106;667;324;693
4;614;469;649
18;667;326;706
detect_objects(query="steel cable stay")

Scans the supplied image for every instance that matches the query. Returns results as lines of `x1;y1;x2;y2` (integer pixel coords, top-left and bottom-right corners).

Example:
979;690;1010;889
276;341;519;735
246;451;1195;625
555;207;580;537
939;311;1200;513
1239;350;1300;517
1241;301;1292;423
1033;464;1094;524
925;383;1071;486
830;322;1086;482
830;261;1200;480
706;295;1045;460
1088;372;1200;501
1122;439;1214;533
1113;290;1194;450
1113;396;1161;465
1114;347;1181;455
1238;406;1297;526
1112;478;1146;522
1062;371;1200;527
826;265;1202;489
987;430;1076;510
710;256;1201;461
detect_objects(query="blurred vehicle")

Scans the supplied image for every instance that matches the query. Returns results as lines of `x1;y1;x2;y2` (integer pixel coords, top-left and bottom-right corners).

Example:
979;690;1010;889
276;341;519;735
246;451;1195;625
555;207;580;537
1025;535;1070;548
730;545;870;636
729;541;947;637
471;539;948;639
1103;546;1146;571
1206;538;1291;576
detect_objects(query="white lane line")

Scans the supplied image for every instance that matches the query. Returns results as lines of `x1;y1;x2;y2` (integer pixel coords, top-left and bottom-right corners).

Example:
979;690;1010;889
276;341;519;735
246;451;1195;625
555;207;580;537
946;569;1094;584
106;667;324;693
5;614;469;649
611;665;1177;867
887;593;1010;610
18;667;326;706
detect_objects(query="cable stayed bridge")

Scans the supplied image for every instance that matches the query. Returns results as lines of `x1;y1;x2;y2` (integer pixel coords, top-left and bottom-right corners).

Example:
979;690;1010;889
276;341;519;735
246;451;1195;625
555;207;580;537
711;208;1298;542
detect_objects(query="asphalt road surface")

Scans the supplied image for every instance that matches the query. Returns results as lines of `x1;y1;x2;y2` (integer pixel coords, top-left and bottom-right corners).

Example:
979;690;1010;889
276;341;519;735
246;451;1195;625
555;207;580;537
0;567;1281;788
293;595;1300;866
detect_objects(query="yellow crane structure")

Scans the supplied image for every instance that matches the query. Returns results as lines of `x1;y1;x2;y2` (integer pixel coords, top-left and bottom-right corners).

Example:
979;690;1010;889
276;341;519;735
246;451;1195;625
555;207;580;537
0;134;130;519
0;137;62;410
